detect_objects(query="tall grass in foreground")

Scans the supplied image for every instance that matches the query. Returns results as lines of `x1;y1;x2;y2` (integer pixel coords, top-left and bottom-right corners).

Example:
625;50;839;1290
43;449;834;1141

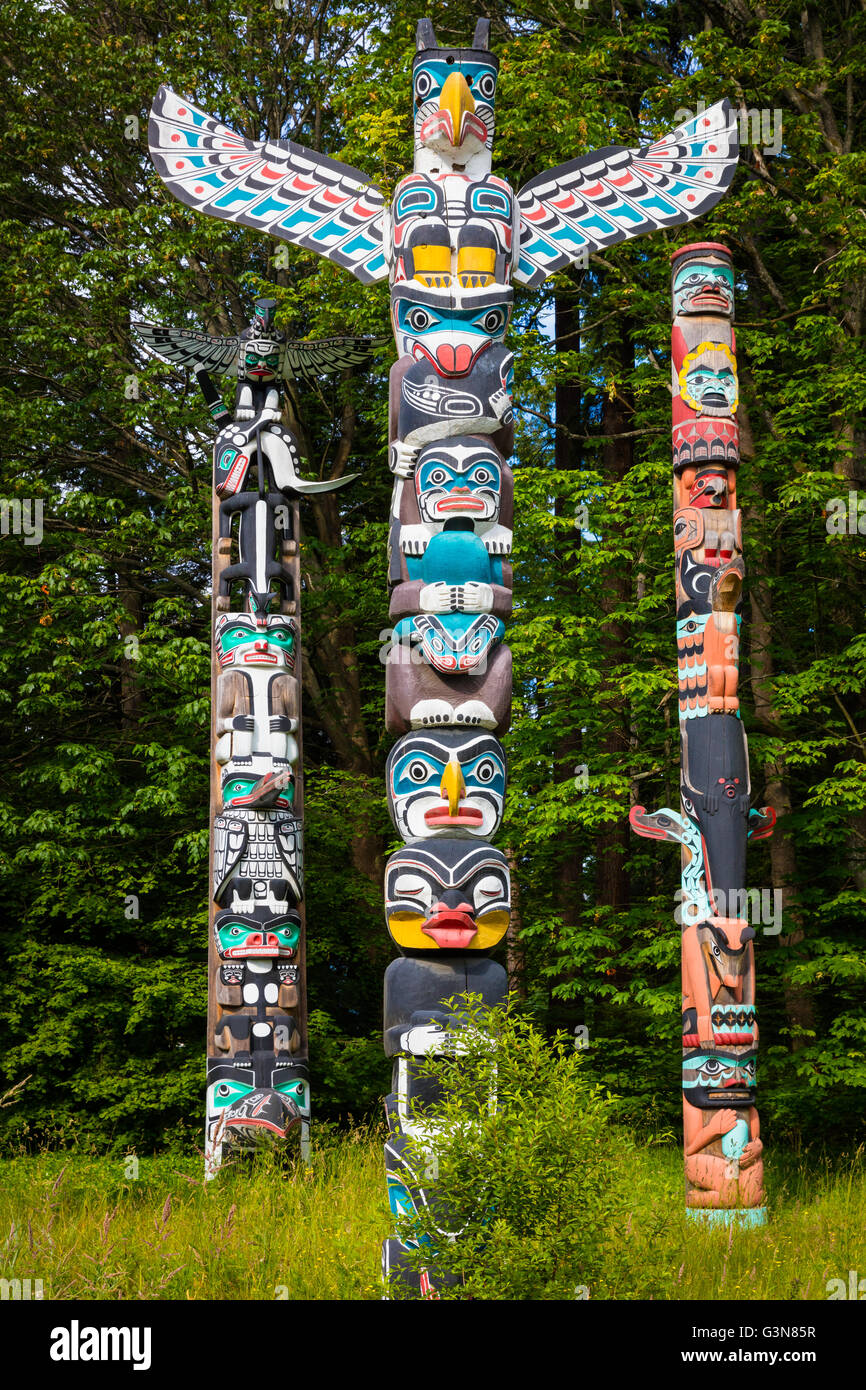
1;1132;863;1300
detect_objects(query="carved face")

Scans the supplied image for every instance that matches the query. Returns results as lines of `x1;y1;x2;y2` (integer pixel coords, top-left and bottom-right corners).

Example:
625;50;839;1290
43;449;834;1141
672;256;734;317
415;438;502;525
678;343;738;416
391;285;511;375
385;840;510;951
214;907;301;960
682;1049;757;1108
238;337;283;385
412;54;497;159
387;729;506;840
206;1060;307;1145
215;613;297;669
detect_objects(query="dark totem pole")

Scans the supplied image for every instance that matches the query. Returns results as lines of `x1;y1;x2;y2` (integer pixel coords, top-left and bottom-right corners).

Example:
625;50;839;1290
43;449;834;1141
137;304;374;1174
147;20;739;1265
630;243;775;1224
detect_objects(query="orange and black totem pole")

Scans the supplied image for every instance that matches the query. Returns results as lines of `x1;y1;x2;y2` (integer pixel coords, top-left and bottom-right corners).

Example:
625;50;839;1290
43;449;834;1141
631;243;774;1224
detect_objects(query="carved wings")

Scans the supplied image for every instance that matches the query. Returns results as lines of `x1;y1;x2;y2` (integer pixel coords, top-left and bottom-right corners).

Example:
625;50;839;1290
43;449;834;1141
514;100;739;287
136;323;240;374
136;321;381;383
282;336;380;383
148;86;737;290
148;85;388;285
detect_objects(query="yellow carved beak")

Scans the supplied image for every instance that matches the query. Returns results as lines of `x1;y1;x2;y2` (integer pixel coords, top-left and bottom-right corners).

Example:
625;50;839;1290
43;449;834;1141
440;757;466;815
440;70;475;147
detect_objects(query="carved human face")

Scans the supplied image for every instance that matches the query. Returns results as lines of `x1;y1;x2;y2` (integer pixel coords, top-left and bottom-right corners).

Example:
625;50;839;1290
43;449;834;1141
239;337;282;384
384;840;510;951
672;256;734;317
415;438;503;525
215;613;297;669
679;343;738;416
682;1049;756;1108
213;908;301;960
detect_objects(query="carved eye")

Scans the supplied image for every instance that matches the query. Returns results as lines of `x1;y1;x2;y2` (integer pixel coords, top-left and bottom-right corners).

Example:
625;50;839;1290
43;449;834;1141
474;758;497;783
477;72;496;100
407;759;432;783
407;307;433;331
475;875;502;899
471;466;494;485
414;70;434;103
480;308;506;333
394;873;428;897
427;467;449;486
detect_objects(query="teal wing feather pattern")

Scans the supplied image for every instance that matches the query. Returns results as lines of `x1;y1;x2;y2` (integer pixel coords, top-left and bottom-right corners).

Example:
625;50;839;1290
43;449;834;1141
514;100;739;287
148;86;388;285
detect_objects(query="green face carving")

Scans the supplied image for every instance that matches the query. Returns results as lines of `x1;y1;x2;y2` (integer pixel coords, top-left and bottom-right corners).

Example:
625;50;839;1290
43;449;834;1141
216;615;297;669
214;912;300;959
242;342;281;383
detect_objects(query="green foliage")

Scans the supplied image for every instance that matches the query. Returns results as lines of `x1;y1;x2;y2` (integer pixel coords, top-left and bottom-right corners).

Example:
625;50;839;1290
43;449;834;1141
0;1135;863;1300
390;999;631;1299
0;0;863;1156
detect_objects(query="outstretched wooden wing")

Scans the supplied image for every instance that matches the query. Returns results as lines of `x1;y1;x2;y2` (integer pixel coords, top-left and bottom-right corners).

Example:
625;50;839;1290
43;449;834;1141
515;100;739;287
148;86;388;285
283;335;382;383
135;322;240;374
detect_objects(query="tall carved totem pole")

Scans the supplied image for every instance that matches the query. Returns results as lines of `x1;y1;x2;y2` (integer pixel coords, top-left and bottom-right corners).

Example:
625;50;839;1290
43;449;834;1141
630;243;774;1225
136;307;372;1173
147;18;739;1254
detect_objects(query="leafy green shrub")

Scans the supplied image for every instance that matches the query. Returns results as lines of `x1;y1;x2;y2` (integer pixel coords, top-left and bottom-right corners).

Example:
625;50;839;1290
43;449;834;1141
391;997;632;1300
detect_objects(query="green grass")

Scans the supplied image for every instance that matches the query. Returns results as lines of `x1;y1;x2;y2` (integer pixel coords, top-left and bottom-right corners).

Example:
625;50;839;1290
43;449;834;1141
1;1132;863;1300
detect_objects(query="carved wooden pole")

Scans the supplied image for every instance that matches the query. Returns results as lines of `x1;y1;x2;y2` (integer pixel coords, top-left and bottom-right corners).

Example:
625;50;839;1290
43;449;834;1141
145;17;739;1243
136;308;370;1175
630;243;774;1225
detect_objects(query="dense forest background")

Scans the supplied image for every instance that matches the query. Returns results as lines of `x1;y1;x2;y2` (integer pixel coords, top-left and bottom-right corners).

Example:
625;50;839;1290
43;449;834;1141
1;0;864;1152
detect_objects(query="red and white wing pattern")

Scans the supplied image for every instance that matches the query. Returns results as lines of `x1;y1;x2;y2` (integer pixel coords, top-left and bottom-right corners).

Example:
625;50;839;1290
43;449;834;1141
135;322;240;374
515;100;739;287
148;86;388;285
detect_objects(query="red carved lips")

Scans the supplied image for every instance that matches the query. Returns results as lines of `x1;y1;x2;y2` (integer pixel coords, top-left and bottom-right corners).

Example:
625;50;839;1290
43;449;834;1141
244;650;278;663
424;804;484;828
688;289;731;310
421;904;477;948
436;497;484;512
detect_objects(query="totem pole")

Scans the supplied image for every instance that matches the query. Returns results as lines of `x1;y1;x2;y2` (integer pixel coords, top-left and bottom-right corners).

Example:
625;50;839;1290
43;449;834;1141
146;19;739;1255
137;303;374;1173
630;243;775;1225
